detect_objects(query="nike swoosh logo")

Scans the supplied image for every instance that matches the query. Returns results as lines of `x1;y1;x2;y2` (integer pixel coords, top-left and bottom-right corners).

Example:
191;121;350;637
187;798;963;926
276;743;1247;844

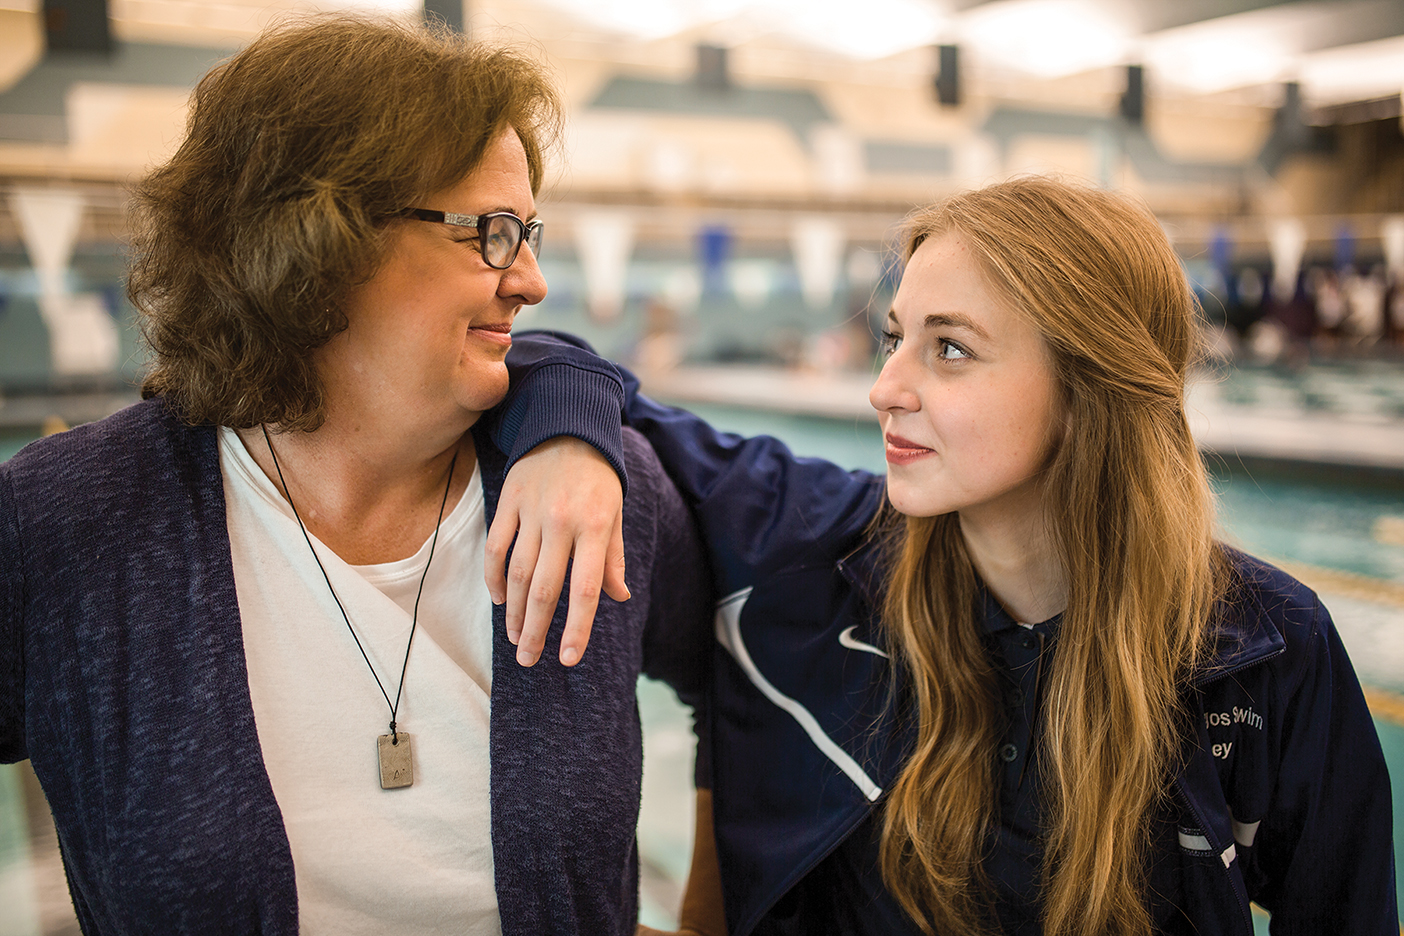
839;626;889;659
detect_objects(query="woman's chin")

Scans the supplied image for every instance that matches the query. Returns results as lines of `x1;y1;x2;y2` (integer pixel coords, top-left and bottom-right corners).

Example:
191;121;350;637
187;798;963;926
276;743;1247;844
884;484;952;519
454;363;511;416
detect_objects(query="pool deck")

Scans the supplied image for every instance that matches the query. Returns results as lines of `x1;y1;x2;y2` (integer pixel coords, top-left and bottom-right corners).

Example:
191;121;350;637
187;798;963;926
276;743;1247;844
642;365;1404;473
0;390;137;432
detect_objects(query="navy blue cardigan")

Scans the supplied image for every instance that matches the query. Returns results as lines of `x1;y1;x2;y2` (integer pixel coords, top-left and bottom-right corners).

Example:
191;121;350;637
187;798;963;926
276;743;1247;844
0;352;710;934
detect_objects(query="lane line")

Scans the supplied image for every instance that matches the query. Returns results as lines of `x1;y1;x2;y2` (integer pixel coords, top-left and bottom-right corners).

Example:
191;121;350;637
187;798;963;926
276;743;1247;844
1269;559;1404;610
1364;687;1404;727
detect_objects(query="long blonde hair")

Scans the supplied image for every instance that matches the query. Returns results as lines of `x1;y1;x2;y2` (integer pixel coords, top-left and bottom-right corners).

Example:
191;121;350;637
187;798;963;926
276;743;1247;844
878;177;1225;936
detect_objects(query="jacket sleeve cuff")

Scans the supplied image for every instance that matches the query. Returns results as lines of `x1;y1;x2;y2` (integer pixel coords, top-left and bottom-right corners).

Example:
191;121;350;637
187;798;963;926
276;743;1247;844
495;364;629;496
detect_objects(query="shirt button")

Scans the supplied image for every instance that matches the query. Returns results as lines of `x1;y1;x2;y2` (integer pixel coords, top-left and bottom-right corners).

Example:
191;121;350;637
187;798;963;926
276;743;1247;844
1009;688;1025;705
999;743;1019;762
1020;633;1038;650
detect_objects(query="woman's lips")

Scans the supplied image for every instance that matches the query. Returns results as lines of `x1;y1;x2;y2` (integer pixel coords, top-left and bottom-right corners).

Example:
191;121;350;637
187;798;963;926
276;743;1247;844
885;433;934;465
468;322;513;347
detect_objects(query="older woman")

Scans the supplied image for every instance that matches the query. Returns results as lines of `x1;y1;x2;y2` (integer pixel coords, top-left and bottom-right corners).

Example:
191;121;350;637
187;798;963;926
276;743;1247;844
0;17;707;935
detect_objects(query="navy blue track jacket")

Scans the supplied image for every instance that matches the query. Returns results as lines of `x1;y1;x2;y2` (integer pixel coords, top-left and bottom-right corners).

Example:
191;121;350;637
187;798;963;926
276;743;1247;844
513;332;1399;936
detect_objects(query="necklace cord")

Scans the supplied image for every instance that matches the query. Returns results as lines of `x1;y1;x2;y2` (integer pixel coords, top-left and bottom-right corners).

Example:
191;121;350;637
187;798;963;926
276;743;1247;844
396;446;457;731
260;426;458;745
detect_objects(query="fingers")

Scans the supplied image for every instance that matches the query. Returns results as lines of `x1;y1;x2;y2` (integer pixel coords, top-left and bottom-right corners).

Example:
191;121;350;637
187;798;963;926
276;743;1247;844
558;533;606;667
503;526;541;649
484;499;519;606
502;509;627;668
512;533;572;667
601;509;630;603
492;435;627;667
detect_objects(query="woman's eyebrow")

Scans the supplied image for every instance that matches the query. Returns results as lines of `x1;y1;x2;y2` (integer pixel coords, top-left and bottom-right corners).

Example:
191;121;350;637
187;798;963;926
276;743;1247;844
485;205;538;221
922;312;989;340
886;308;989;341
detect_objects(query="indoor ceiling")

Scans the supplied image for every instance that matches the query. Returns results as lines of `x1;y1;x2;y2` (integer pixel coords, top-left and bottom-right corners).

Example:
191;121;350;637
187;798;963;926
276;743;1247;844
4;0;1402;105
513;0;1404;99
87;0;1404;102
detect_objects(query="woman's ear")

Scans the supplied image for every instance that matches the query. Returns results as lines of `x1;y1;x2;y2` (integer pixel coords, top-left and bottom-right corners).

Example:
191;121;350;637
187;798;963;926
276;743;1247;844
1039;380;1073;471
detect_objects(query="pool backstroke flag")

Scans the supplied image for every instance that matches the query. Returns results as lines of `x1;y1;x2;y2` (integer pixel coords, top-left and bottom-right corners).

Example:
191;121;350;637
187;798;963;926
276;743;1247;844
574;210;636;322
10;188;121;376
790;215;845;311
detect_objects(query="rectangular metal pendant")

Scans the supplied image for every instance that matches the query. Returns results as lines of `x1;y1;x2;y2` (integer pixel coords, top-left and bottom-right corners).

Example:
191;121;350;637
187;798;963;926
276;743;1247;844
377;732;414;789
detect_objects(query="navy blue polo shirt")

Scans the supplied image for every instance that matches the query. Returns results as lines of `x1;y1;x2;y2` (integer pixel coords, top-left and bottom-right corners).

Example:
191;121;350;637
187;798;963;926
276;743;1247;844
753;590;1060;936
983;591;1061;936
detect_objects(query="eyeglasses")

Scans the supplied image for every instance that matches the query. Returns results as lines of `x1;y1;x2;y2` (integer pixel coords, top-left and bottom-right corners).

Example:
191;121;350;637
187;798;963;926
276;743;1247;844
402;208;543;270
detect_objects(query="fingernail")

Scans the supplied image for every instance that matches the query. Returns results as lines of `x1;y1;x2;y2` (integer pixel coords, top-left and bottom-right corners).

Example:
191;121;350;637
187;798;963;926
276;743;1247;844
490;590;504;605
561;646;580;666
507;628;521;646
623;585;632;600
517;647;536;666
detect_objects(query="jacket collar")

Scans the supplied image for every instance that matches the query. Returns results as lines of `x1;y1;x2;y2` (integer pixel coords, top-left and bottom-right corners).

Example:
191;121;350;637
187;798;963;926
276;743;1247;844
835;538;887;608
1192;555;1288;685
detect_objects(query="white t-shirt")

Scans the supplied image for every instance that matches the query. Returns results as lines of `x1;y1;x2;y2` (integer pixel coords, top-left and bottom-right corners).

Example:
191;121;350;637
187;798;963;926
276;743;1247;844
219;428;501;936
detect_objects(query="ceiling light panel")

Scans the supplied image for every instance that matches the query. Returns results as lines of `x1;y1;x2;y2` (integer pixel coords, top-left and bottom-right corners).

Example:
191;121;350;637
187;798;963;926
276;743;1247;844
958;0;1131;78
1142;0;1396;94
1299;33;1404;105
528;0;947;59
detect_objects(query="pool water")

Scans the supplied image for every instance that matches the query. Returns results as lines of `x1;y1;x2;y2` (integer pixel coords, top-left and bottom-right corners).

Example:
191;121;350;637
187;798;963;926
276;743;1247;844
0;431;34;465
1212;460;1404;584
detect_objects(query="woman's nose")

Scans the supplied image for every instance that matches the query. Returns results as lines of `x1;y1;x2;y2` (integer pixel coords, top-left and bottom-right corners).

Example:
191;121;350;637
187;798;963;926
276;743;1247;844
501;243;548;306
869;352;919;415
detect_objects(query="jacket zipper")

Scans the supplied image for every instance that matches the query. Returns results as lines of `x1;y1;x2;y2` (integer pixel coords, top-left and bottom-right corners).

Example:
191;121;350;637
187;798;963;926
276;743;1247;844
1178;646;1283;936
1190;646;1285;687
1173;776;1256;936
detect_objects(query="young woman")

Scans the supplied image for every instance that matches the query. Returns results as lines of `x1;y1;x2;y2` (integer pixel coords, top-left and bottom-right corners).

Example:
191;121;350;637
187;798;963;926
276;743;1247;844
508;176;1396;935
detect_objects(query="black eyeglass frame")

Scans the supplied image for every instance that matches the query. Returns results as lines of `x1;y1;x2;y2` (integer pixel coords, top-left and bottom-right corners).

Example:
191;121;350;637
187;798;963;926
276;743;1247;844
401;208;543;270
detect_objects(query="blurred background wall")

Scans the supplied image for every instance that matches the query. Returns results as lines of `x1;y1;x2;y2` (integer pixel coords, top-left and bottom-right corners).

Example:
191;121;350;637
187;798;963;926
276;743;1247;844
2;2;1404;933
1;0;1404;396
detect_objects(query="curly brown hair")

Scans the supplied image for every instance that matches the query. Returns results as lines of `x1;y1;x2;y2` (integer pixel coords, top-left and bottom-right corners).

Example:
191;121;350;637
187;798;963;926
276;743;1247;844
128;14;562;429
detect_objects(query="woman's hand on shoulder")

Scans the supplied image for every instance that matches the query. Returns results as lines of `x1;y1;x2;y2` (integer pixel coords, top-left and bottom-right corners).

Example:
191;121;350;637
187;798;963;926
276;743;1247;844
486;436;629;666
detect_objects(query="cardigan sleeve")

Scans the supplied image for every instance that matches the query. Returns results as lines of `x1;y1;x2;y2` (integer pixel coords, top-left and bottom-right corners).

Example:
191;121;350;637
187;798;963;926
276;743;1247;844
0;464;27;763
632;427;714;785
